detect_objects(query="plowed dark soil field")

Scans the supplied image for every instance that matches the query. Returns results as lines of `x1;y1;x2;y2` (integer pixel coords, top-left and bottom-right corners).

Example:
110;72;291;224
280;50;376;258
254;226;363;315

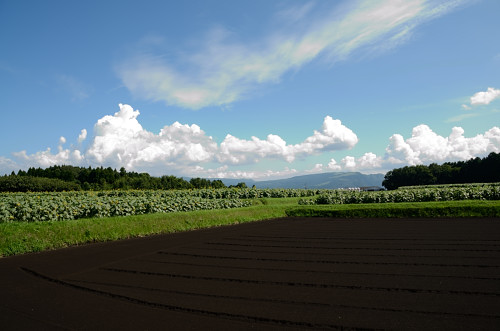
1;217;499;330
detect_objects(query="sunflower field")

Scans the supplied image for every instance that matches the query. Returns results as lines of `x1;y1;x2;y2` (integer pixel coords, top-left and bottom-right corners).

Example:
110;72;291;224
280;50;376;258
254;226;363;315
299;183;500;205
0;190;254;223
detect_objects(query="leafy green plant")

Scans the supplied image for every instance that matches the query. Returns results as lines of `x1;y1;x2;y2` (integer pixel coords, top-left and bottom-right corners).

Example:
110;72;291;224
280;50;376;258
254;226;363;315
0;188;324;223
0;190;253;223
299;183;500;205
287;200;500;218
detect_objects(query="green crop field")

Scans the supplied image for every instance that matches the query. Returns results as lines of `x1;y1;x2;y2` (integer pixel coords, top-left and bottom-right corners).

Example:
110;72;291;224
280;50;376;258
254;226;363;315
287;200;500;218
1;185;499;257
298;183;500;205
0;188;324;223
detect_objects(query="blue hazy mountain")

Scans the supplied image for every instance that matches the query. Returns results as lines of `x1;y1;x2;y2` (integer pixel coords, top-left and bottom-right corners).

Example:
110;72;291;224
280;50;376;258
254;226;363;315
211;172;385;189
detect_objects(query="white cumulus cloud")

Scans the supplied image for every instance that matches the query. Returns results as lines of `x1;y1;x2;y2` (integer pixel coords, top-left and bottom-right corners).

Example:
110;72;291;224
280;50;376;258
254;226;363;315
305;163;324;174
470;87;500;105
11;134;85;169
329;153;384;173
218;116;358;164
86;104;218;170
191;165;299;180
451;87;499;123
356;152;383;169
78;129;87;143
0;156;19;174
341;156;357;169
13;148;84;168
4;104;358;177
385;124;500;165
327;158;342;171
5;104;498;179
321;125;500;174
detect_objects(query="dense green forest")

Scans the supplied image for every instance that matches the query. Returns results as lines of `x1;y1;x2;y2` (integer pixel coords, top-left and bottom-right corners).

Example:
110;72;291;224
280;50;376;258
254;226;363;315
0;165;245;192
2;152;498;192
383;152;500;190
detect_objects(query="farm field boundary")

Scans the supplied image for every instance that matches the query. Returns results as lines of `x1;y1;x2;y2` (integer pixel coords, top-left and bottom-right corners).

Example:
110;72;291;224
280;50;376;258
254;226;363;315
1;217;499;330
2;199;499;257
286;200;500;218
0;198;298;257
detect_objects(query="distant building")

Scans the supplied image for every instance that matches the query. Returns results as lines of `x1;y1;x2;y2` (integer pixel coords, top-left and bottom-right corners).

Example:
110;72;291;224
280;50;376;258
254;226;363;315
360;186;385;191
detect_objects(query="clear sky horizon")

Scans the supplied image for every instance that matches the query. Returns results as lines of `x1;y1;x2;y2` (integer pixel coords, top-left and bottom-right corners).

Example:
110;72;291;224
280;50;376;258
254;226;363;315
1;0;499;180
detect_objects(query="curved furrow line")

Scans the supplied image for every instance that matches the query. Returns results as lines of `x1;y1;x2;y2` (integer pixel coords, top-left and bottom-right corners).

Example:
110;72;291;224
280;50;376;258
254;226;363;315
67;278;500;320
193;245;498;259
135;258;500;280
68;278;330;307
241;235;500;242
157;251;500;268
101;267;500;297
221;237;500;246
204;241;500;252
19;267;371;330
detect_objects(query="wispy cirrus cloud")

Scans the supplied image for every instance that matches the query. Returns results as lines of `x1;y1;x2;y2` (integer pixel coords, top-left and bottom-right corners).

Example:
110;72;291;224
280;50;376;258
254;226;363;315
446;112;478;123
117;0;466;109
55;74;91;101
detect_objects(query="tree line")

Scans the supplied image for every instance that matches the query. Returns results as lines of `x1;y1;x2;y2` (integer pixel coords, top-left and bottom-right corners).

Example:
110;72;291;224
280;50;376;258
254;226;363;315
0;165;246;192
382;152;500;190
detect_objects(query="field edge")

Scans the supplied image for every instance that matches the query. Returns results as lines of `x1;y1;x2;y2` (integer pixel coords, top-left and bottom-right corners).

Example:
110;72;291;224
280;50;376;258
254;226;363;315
285;200;500;218
2;199;499;258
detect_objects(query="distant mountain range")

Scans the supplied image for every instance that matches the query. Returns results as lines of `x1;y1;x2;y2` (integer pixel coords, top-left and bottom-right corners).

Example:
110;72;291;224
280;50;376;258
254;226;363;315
209;172;385;189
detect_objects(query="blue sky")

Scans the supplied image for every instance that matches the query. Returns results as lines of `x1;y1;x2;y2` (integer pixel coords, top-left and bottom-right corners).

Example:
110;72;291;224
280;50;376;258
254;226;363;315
1;0;499;179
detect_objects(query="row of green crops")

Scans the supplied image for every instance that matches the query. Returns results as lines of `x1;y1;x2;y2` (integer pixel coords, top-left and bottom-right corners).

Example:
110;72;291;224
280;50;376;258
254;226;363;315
7;184;498;223
0;190;253;223
398;182;500;190
0;188;329;223
299;184;500;205
182;188;322;199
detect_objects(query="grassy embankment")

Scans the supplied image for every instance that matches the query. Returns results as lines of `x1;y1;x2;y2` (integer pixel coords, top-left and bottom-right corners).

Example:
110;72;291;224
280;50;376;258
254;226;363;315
0;198;296;257
287;200;500;218
1;198;499;257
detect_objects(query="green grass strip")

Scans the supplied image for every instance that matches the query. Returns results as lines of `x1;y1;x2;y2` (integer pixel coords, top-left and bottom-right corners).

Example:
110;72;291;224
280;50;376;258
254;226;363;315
0;198;298;257
2;198;499;258
286;200;500;218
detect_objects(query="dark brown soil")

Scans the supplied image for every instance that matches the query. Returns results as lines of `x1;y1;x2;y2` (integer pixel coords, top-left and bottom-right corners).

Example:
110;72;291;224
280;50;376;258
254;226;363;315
1;217;499;330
